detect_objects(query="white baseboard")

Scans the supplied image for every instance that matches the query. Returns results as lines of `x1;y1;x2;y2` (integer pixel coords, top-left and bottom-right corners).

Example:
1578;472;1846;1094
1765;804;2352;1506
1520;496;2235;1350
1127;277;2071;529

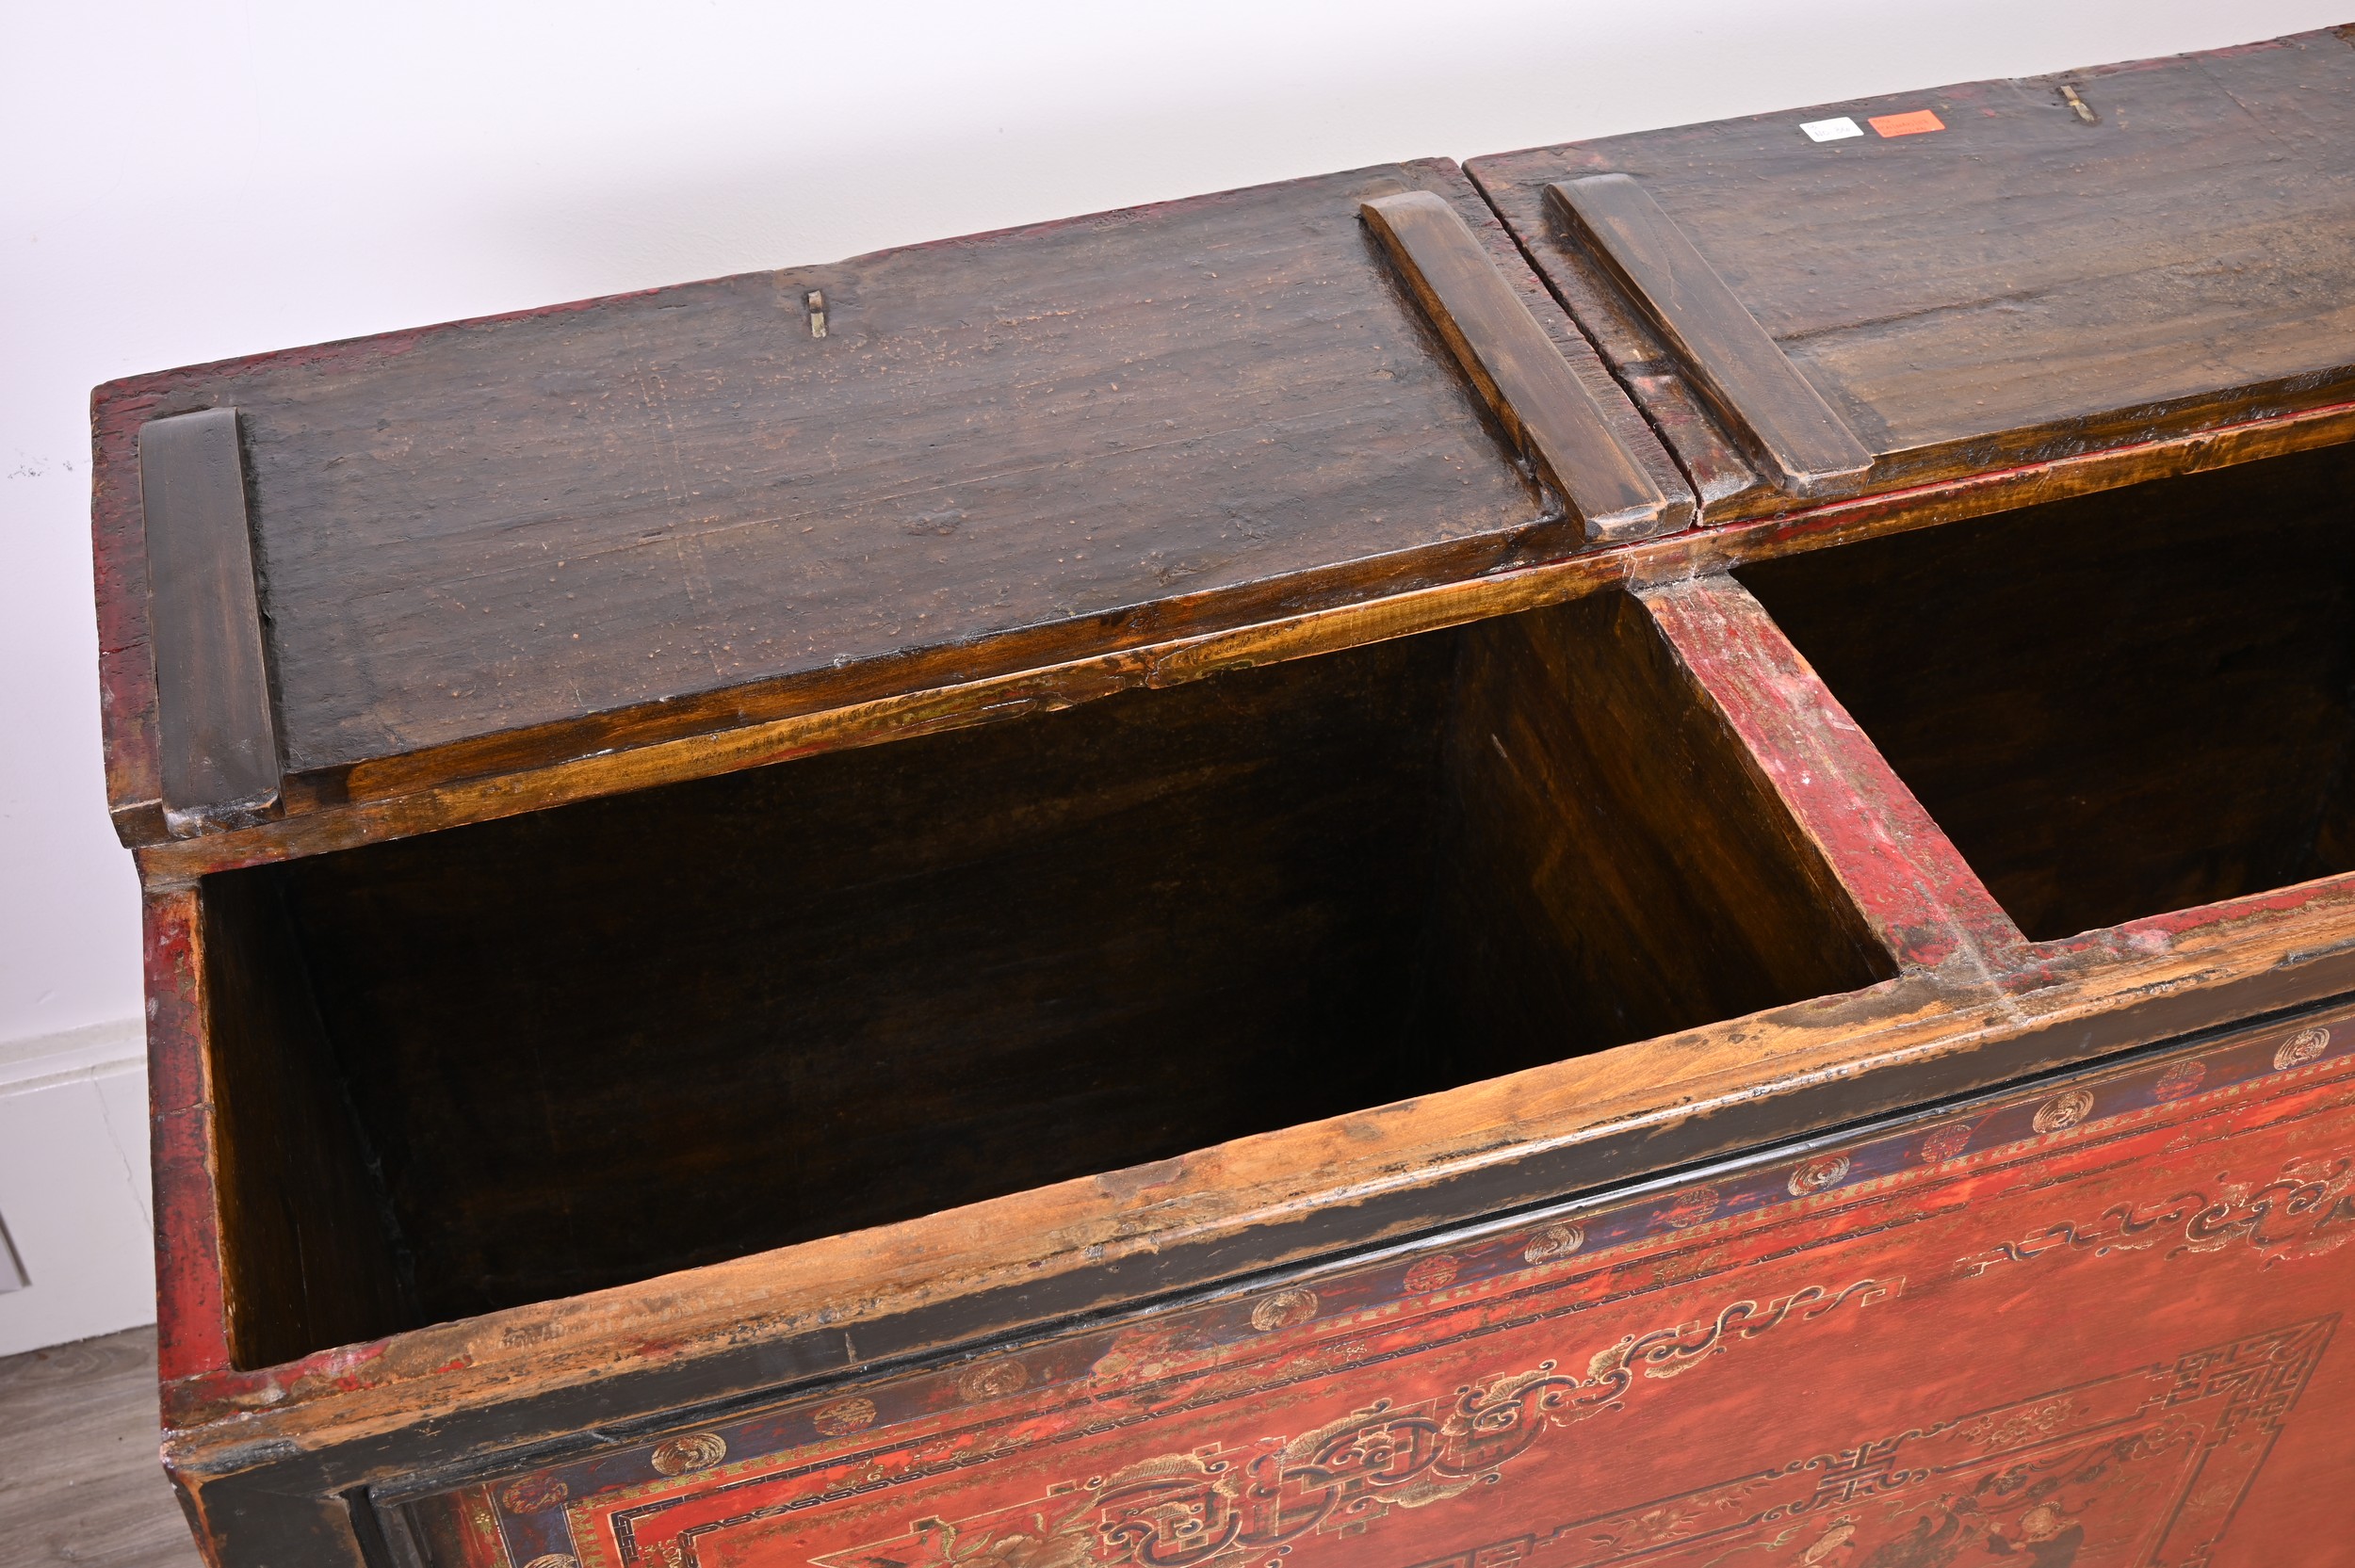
0;1017;156;1357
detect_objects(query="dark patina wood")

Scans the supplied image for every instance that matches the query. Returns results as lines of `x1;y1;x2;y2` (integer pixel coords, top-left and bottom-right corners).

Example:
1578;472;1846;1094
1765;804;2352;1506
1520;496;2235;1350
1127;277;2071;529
1471;27;2355;520
1547;174;1872;499
1359;189;1687;540
1742;440;2355;942
95;162;1685;849
96;25;2355;1568
138;409;280;832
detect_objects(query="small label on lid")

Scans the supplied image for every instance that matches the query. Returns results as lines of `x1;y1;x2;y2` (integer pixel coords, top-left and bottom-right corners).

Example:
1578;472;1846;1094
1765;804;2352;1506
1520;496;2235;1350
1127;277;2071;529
1800;117;1863;142
1869;109;1945;137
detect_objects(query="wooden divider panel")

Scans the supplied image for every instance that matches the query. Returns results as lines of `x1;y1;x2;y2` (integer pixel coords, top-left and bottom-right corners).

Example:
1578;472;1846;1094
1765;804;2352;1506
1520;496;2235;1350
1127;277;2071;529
1633;573;2025;976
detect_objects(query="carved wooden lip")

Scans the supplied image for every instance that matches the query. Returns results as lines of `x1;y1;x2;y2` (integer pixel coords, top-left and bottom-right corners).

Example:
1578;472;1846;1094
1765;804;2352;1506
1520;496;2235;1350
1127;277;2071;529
1359;189;1690;542
1546;174;1874;500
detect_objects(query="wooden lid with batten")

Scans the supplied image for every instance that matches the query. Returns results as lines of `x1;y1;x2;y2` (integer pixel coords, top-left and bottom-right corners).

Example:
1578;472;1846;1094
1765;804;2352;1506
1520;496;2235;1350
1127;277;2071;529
93;159;1690;859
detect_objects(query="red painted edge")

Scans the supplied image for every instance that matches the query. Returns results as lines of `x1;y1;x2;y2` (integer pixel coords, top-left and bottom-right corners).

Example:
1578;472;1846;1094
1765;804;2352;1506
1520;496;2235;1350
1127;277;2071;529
145;888;234;1384
1639;574;2026;973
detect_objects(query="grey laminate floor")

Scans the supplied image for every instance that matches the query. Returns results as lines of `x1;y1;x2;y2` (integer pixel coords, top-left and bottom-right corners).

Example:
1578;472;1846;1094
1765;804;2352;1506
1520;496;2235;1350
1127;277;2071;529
0;1328;204;1567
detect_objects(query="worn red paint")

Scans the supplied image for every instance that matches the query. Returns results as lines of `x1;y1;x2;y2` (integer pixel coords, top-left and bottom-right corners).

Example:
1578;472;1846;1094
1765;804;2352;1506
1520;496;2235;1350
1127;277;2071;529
143;888;234;1384
399;1010;2355;1567
1639;575;2023;975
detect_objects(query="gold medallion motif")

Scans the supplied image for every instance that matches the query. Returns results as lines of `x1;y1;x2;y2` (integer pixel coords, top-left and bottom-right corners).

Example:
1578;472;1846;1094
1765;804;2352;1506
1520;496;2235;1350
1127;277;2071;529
1657;1186;1721;1229
1787;1154;1852;1197
1916;1121;1978;1163
812;1396;877;1436
2032;1089;2095;1134
1524;1222;1585;1264
957;1358;1030;1402
1249;1287;1320;1332
2152;1059;2207;1101
1402;1254;1460;1294
2275;1026;2331;1071
649;1431;727;1476
499;1476;569;1513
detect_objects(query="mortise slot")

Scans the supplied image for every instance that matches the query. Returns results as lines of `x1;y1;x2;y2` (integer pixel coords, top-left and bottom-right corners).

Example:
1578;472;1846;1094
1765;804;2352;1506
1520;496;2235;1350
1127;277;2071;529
195;594;1892;1366
1740;442;2355;943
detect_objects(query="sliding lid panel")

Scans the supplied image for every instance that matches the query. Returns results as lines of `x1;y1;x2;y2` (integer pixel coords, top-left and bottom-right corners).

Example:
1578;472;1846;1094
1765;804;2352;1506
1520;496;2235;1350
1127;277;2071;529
1469;27;2355;522
93;160;1690;845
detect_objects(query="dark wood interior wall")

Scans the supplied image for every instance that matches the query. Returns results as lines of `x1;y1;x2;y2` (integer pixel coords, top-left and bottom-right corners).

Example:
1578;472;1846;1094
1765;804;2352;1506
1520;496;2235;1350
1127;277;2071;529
229;637;1464;1333
201;588;1912;1358
1739;444;2355;941
1405;591;1894;1083
198;874;410;1369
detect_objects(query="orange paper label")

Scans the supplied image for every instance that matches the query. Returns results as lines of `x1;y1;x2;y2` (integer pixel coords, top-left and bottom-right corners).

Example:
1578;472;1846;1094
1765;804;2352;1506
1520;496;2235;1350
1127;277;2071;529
1869;108;1945;137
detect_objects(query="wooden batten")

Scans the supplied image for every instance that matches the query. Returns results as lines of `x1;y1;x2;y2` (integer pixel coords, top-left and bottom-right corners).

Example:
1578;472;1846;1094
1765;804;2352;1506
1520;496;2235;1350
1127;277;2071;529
1359;189;1690;541
1548;176;1873;499
138;409;282;833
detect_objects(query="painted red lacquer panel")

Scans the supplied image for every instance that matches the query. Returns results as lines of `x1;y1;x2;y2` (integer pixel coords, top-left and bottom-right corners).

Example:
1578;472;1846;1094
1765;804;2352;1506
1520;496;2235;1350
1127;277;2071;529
406;1008;2355;1568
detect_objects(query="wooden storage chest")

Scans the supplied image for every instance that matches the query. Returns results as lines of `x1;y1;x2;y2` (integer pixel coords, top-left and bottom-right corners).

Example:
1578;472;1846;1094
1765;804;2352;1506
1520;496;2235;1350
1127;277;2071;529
97;27;2355;1568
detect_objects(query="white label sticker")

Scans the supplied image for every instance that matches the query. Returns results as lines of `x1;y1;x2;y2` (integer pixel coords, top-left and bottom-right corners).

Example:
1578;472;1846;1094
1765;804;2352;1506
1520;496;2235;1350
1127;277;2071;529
1800;117;1864;142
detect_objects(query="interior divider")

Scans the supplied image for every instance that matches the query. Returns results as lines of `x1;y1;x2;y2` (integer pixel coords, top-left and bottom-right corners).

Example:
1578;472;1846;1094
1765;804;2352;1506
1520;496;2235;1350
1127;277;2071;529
1632;573;2028;983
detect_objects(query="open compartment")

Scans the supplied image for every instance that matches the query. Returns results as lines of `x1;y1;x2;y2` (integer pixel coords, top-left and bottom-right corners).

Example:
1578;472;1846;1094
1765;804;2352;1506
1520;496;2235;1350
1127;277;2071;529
195;591;1894;1368
1739;443;2355;944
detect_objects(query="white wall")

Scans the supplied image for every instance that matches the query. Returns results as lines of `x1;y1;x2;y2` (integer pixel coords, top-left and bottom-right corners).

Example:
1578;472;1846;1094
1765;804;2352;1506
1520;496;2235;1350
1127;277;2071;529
0;1022;155;1355
2;0;2345;1350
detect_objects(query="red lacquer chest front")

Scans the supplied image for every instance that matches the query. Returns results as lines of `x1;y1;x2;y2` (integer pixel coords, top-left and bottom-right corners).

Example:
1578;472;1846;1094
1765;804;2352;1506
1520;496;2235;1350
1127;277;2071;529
405;1009;2355;1568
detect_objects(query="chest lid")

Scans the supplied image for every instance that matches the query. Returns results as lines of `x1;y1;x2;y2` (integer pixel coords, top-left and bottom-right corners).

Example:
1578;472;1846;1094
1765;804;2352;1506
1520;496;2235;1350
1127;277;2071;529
95;160;1689;851
1469;27;2355;522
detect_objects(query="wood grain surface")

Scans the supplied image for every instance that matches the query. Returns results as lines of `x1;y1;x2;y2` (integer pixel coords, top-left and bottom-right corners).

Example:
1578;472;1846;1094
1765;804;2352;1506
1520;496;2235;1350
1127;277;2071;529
138;410;280;832
1411;590;1889;1085
199;873;409;1369
236;636;1465;1329
1472;27;2355;519
0;1329;202;1568
1546;174;1870;498
187;590;1877;1346
1635;573;2026;976
1358;189;1685;539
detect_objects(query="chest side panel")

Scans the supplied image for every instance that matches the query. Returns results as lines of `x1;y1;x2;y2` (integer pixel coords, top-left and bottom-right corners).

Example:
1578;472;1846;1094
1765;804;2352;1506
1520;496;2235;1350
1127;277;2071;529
400;1004;2355;1568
